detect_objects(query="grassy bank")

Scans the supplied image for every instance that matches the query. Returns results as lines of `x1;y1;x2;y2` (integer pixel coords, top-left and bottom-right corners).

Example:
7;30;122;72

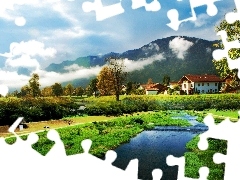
185;136;227;180
5;111;191;157
184;116;230;180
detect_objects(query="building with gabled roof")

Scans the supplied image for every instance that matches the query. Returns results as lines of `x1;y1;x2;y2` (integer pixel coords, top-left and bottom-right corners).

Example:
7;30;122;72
178;74;223;94
145;83;168;95
220;74;240;93
139;83;168;95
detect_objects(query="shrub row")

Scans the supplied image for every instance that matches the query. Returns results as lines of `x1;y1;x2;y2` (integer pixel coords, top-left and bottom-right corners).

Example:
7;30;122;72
0;97;79;126
1;94;240;125
84;95;240;116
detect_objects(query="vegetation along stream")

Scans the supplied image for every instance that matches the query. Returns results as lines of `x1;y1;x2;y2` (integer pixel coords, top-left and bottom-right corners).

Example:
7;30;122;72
112;113;208;180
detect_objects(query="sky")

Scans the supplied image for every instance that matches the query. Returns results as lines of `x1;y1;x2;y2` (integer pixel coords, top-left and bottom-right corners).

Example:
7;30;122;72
0;0;238;91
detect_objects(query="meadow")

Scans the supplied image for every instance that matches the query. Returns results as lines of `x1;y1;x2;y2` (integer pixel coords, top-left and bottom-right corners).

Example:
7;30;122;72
1;93;238;180
4;111;191;156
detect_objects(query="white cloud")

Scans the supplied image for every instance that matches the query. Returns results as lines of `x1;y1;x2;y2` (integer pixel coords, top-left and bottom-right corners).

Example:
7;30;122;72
63;64;85;71
35;66;102;87
193;14;209;27
0;0;39;21
0;64;103;89
124;53;165;72
51;2;79;25
0;53;166;89
47;27;89;39
1;40;56;59
0;40;57;70
142;43;160;52
15;16;26;26
0;70;29;88
0;0;77;27
5;55;40;69
169;37;193;59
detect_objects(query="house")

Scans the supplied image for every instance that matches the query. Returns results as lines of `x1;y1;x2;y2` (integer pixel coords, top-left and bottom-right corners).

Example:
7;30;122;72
178;74;223;94
144;83;168;95
221;74;240;93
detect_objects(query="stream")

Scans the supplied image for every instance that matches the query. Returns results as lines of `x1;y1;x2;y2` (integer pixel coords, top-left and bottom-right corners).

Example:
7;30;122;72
112;113;208;180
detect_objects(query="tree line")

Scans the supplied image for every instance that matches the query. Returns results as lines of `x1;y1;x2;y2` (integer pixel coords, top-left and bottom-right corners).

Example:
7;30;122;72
6;57;141;99
5;57;175;99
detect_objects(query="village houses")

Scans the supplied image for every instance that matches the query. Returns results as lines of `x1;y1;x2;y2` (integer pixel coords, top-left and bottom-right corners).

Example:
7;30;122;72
137;74;240;95
178;74;223;94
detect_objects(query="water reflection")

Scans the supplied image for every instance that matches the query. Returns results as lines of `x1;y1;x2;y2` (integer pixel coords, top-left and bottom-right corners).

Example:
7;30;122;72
112;114;207;180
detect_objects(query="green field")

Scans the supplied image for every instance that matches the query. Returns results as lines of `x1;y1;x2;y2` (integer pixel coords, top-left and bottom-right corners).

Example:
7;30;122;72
203;109;239;119
1;94;238;180
5;111;191;157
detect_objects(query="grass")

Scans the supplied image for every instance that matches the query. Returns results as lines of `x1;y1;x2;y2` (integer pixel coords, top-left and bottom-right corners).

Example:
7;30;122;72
185;136;227;180
0;115;120;138
0;112;156;138
203;109;239;120
3;111;192;157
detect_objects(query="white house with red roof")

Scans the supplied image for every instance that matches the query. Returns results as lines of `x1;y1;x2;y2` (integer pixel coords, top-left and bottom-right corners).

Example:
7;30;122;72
178;74;223;94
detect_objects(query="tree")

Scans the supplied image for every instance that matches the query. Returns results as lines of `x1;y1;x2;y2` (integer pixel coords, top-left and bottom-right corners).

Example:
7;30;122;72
213;9;240;85
126;81;133;95
41;86;53;97
106;57;127;101
162;75;170;86
21;85;31;97
65;83;74;96
88;78;99;97
147;78;154;85
97;66;115;96
75;86;85;97
51;83;63;97
29;73;41;97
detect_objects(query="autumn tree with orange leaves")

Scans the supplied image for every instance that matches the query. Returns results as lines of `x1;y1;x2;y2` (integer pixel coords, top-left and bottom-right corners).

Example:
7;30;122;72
97;66;115;96
97;57;127;101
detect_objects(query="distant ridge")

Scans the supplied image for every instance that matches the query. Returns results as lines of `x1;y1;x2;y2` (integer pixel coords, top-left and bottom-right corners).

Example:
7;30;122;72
45;36;220;87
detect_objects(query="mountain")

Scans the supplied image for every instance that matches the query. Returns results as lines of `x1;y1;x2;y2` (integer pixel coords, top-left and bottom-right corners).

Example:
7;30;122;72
45;36;220;87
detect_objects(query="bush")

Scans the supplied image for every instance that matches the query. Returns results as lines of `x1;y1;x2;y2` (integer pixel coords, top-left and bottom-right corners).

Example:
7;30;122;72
0;97;80;125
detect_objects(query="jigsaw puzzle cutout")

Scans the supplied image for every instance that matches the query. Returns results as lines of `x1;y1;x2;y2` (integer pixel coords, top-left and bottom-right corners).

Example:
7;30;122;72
166;112;240;180
167;0;220;31
131;0;161;12
225;0;240;24
82;0;161;21
212;0;240;79
82;0;125;21
197;113;240;180
81;0;221;30
166;155;209;180
2;110;240;179
0;117;164;180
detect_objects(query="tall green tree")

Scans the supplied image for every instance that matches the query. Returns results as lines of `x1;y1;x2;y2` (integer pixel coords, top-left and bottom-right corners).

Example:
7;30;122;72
88;78;99;97
29;73;41;97
126;81;133;95
75;86;85;97
51;83;63;97
21;85;31;97
162;75;170;86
